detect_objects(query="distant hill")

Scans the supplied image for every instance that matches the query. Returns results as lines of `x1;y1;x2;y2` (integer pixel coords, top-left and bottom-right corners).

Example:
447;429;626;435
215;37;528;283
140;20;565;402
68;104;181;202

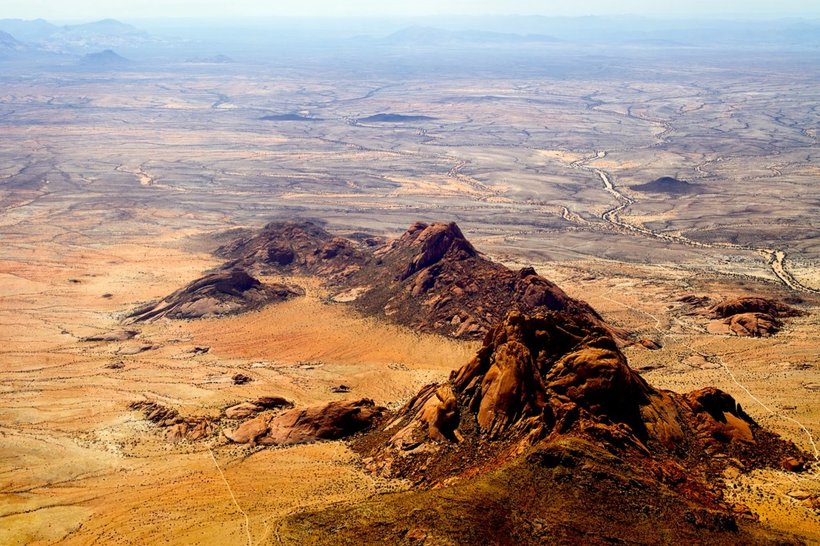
63;19;141;35
0;29;23;48
381;26;560;47
618;38;689;47
630;176;703;195
79;49;133;68
0;18;58;43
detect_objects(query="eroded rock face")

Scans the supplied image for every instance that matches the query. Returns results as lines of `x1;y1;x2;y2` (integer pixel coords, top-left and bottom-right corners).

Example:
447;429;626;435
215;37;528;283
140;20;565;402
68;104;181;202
395;222;477;281
451;312;652;441
132;396;383;447
125;268;303;322
684;388;755;445
703;296;802;337
225;399;384;446
129;401;215;443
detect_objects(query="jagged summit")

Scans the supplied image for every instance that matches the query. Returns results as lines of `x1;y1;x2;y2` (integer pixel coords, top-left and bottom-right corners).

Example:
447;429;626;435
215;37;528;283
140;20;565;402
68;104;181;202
354;221;613;339
390;222;477;281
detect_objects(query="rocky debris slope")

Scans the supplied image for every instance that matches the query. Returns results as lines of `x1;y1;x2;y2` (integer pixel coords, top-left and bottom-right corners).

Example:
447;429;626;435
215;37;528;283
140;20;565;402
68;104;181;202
278;435;798;545
125;268;303;322
353;311;807;504
212;220;615;340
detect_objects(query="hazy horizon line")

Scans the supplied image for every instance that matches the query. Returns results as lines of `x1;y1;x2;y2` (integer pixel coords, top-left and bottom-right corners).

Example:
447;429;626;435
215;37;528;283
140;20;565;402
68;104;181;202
8;13;820;26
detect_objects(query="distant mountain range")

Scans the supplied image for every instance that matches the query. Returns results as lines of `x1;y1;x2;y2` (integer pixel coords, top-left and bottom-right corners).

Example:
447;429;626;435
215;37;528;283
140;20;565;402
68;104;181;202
0;15;818;65
0;18;152;55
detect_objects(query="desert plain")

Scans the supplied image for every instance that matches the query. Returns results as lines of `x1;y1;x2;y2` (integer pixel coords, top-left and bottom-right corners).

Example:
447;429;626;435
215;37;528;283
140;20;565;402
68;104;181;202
0;38;819;544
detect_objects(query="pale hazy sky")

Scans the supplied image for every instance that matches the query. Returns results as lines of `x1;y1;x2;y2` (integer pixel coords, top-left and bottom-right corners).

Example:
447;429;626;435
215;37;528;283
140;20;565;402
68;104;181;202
3;0;820;20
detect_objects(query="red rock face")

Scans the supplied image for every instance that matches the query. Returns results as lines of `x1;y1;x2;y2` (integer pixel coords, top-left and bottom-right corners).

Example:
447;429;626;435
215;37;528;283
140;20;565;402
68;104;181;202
224;399;385;446
451;311;652;442
700;296;803;337
131;396;382;447
129;401;215;443
394;222;477;281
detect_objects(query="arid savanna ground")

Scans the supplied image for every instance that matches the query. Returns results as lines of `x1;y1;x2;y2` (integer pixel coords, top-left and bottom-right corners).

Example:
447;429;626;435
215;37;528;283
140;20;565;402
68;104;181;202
1;45;818;544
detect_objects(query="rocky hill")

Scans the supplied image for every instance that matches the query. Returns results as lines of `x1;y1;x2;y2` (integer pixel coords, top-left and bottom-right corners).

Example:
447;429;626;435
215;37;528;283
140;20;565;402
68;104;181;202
355;311;803;481
216;220;618;340
122;218;814;543
79;49;133;68
217;220;371;283
631;176;703;194
352;222;617;339
279;310;809;544
125;268;302;322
